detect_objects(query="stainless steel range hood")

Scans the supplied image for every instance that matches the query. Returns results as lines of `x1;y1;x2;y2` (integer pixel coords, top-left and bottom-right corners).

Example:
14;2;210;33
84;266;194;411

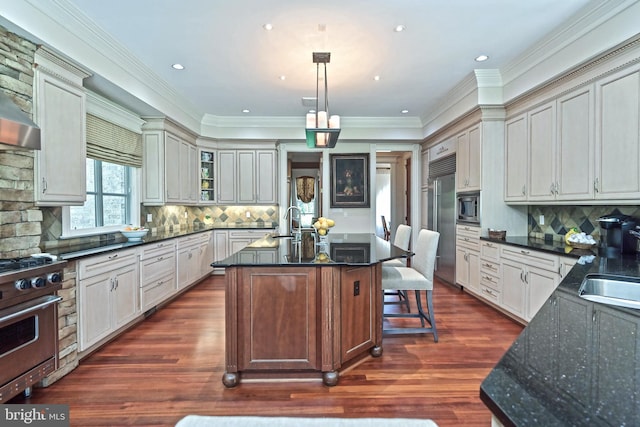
0;90;40;150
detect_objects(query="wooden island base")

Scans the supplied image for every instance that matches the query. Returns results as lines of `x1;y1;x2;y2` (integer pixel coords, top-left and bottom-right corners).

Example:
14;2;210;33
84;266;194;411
223;263;383;387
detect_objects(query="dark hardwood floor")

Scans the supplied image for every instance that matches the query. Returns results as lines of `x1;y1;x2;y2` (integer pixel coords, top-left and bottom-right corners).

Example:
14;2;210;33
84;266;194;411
12;274;523;427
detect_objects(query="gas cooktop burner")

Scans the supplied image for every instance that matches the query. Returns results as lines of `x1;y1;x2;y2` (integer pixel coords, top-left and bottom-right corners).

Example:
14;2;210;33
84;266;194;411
0;256;53;274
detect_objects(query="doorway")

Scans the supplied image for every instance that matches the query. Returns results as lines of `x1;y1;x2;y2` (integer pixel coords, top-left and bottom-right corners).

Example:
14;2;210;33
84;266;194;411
376;151;411;241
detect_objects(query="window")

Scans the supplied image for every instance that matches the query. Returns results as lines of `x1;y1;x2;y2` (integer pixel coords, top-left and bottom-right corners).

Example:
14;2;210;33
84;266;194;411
62;158;140;238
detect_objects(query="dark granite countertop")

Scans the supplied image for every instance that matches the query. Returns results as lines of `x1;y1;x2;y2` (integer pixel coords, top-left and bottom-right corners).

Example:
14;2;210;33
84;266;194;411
480;253;640;426
212;232;411;267
51;223;277;260
480;235;597;259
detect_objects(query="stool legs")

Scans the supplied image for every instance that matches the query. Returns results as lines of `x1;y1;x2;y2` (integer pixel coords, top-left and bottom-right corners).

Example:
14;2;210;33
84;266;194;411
383;289;437;342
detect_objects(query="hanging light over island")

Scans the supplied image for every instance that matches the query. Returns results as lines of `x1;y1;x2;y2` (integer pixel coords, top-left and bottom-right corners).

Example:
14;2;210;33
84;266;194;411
305;52;341;148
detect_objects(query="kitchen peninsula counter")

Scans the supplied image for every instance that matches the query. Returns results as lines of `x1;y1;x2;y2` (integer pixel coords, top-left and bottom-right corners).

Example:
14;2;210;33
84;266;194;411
213;232;410;387
480;254;640;426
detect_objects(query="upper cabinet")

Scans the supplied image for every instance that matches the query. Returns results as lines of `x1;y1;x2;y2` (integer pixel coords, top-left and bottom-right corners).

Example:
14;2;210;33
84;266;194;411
217;149;277;204
595;66;640;199
504;65;640;204
33;47;91;206
142;118;199;206
504;114;528;202
456;124;481;192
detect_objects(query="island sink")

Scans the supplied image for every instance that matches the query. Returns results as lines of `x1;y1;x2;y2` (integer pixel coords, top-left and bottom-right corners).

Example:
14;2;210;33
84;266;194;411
578;273;640;310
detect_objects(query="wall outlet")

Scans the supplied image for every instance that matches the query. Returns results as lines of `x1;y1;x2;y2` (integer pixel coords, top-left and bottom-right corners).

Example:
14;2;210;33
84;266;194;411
539;215;545;225
146;213;153;223
245;210;251;218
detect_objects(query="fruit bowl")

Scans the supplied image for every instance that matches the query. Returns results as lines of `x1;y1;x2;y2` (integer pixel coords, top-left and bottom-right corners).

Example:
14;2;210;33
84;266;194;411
121;227;148;241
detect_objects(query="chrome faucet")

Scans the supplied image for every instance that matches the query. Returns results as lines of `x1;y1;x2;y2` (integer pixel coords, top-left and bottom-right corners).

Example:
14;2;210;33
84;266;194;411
283;205;302;240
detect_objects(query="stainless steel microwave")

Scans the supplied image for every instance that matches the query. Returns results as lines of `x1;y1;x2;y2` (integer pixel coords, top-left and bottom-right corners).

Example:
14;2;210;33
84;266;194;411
457;192;480;224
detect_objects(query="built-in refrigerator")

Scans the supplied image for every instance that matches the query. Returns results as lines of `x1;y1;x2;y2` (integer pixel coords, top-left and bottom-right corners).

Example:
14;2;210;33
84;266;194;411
427;172;456;285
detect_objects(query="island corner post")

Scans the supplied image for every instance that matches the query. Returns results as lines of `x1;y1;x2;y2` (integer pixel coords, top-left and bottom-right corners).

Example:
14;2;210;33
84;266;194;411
222;262;383;387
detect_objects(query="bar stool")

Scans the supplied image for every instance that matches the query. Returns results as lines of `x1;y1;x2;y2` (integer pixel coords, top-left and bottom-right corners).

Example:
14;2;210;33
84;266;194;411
383;224;412;311
382;229;440;341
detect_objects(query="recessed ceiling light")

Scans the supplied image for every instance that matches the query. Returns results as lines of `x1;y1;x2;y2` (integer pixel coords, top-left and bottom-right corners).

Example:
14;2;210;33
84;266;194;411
475;55;489;62
401;109;409;114
263;23;273;31
279;75;286;80
171;63;185;70
373;75;381;81
242;109;250;113
394;25;406;32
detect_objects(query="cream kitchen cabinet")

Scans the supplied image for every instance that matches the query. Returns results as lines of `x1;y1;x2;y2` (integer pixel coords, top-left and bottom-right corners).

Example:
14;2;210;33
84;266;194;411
527;101;556;201
478;240;502;306
33;47;91;206
506;65;640;204
456;124;481;192
500;245;561;322
455;225;480;293
595;65;640;200
139;241;176;312
528;88;595;202
177;232;213;290
217;149;277;204
77;248;140;352
142;118;199;205
504;114;528;202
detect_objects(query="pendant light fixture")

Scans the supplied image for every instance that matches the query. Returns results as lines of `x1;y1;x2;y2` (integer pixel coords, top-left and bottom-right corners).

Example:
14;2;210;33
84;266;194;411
305;52;340;148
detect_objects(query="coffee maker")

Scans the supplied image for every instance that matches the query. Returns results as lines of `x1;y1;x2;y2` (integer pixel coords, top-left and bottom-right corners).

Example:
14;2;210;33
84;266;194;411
598;212;637;257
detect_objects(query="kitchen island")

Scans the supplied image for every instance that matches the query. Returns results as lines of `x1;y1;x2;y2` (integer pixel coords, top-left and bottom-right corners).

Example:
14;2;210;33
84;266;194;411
213;232;411;387
480;254;640;426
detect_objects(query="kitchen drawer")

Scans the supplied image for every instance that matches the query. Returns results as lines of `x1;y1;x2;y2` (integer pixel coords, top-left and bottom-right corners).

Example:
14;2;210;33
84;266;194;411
177;233;203;249
139;240;175;260
480;271;501;292
480;241;500;262
140;251;175;284
500;245;559;272
457;224;481;239
479;284;501;305
141;273;175;311
480;259;501;278
228;229;271;240
456;225;480;251
78;248;138;280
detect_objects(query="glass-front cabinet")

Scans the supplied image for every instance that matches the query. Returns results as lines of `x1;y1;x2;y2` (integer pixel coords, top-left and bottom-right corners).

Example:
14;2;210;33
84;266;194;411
199;149;216;204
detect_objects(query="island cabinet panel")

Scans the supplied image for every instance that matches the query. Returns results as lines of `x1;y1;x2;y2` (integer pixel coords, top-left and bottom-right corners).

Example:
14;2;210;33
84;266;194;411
238;267;318;371
223;262;382;387
340;266;375;363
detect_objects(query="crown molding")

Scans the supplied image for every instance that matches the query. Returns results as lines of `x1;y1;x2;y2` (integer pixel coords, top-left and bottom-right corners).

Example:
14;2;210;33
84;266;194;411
86;91;146;133
5;0;203;133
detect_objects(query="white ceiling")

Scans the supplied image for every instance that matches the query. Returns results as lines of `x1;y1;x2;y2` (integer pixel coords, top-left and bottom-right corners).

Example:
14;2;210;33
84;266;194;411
57;0;594;124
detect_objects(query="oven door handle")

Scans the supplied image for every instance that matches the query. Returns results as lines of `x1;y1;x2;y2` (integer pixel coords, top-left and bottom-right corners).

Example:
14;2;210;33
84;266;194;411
0;295;62;323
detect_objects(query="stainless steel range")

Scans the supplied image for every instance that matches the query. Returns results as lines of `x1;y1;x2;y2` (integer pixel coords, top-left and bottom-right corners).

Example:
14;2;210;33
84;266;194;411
0;256;66;403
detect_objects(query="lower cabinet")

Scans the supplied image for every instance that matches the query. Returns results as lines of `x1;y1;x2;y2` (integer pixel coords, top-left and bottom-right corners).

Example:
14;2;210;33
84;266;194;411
140;241;176;311
225;264;381;387
468;240;576;324
177;231;215;289
78;248;140;352
455;225;480;293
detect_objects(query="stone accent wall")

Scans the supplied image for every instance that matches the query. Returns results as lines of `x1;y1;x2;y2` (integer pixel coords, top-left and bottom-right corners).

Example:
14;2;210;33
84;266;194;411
0;26;79;388
0;26;40;258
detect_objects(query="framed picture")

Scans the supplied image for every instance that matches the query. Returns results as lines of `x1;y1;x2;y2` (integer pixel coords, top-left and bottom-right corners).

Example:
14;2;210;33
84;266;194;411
330;153;370;208
330;243;371;264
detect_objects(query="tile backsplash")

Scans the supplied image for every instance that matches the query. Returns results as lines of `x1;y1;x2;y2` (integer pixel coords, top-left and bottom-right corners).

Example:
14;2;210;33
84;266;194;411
529;205;640;242
40;205;280;250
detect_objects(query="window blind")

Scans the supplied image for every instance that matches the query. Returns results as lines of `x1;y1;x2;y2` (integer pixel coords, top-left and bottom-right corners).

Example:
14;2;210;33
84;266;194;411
86;113;142;167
